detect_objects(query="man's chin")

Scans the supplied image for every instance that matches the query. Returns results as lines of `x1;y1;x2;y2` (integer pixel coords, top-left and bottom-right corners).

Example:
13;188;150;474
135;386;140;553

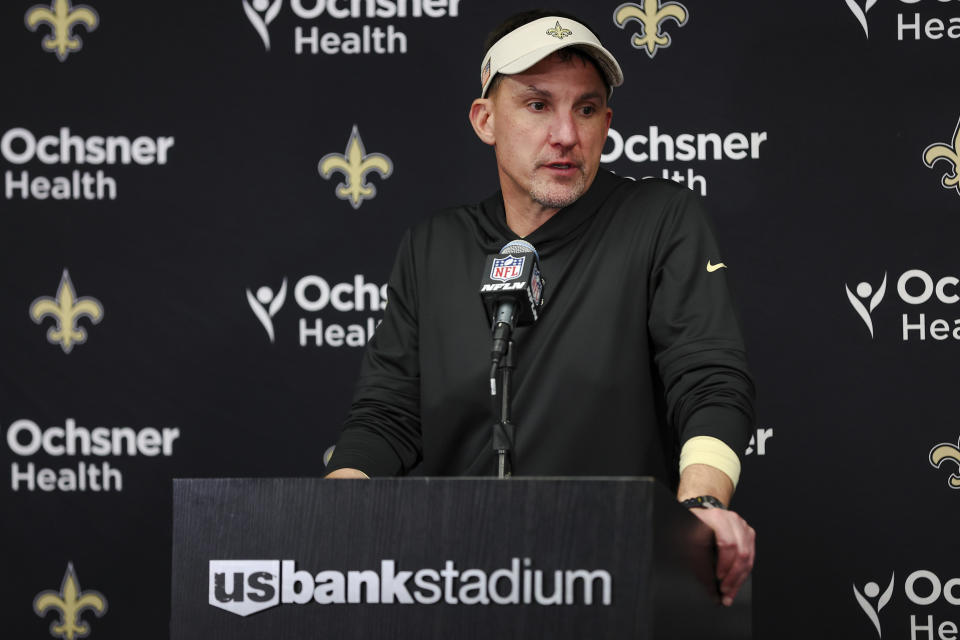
530;177;587;210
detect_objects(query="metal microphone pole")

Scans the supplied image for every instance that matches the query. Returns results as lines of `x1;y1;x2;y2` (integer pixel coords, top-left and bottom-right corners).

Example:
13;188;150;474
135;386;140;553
490;339;516;478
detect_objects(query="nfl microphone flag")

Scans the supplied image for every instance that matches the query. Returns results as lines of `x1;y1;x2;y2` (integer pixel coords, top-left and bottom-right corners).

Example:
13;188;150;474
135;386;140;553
479;244;545;328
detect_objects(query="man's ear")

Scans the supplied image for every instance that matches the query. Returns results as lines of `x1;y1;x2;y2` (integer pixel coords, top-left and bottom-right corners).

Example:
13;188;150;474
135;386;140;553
469;98;496;146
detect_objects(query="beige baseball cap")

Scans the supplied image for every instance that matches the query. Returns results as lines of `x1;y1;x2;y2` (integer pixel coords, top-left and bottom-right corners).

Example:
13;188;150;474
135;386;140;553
479;16;624;98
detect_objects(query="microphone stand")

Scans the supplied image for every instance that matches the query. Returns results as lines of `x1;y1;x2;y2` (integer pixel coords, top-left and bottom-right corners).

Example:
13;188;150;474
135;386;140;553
490;338;516;478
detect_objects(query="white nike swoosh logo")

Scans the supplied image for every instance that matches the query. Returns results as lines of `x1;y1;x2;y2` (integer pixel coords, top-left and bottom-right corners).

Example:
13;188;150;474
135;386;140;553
706;261;727;272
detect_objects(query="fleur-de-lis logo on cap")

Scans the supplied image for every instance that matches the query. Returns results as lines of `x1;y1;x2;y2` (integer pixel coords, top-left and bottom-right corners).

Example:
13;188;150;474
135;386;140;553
319;125;393;210
34;563;108;640
29;270;104;354
613;1;689;58
25;0;99;62
930;438;960;489
923;118;960;197
545;20;573;40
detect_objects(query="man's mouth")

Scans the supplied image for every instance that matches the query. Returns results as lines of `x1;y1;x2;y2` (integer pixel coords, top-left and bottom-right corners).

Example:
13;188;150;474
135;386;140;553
544;161;578;171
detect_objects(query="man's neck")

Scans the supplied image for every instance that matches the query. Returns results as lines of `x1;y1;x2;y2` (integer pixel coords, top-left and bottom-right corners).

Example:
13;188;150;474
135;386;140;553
503;199;560;238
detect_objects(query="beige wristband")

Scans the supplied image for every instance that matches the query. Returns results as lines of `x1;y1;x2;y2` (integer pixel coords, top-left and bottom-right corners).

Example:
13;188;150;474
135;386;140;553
679;435;741;488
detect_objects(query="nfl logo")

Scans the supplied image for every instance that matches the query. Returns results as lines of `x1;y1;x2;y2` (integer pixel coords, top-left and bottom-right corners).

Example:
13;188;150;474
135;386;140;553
490;255;525;282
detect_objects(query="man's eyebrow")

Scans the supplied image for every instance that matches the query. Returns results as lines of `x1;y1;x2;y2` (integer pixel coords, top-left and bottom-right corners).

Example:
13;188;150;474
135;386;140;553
513;85;605;105
515;85;552;99
578;90;604;103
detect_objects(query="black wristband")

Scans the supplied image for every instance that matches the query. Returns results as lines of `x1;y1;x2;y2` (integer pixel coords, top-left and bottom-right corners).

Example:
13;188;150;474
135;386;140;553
681;495;727;510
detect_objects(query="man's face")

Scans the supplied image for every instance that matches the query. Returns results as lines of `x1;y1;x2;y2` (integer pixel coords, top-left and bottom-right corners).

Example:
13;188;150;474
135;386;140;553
486;52;612;211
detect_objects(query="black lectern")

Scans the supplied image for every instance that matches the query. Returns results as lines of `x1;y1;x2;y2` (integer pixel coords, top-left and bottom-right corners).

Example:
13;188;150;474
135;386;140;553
171;478;750;639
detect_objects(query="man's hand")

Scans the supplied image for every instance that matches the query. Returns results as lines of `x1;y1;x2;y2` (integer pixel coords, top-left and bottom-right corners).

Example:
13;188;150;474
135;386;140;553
677;462;755;606
688;506;755;606
324;468;369;479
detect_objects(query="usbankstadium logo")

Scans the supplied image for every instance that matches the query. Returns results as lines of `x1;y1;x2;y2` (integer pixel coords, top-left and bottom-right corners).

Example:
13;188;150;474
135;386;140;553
318;125;393;209
613;1;689;58
210;558;612;616
34;563;107;639
25;0;99;62
30;270;103;354
923;117;960;197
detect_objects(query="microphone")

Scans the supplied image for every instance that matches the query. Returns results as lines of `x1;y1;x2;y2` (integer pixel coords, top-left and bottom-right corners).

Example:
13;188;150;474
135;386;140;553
479;239;546;364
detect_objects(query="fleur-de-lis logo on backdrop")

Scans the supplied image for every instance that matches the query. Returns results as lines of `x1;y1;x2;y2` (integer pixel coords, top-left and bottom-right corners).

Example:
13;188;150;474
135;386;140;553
25;0;99;62
545;20;573;40
613;1;689;58
319;125;393;209
853;573;895;638
923;118;960;197
845;273;887;338
29;270;104;354
845;0;879;39
242;0;282;51
34;563;108;640
930;438;960;489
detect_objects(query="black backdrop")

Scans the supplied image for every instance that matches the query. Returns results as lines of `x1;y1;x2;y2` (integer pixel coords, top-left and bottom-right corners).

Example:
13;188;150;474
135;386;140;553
3;1;960;638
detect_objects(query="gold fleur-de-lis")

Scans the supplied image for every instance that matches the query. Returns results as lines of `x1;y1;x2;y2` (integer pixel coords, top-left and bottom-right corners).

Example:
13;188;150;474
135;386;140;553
318;125;393;209
29;270;104;354
33;563;108;640
923;119;960;196
614;1;689;58
545;20;573;40
930;439;960;489
25;0;99;62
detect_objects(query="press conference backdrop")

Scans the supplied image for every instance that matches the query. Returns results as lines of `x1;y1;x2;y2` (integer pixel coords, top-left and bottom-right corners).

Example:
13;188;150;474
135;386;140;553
2;1;958;638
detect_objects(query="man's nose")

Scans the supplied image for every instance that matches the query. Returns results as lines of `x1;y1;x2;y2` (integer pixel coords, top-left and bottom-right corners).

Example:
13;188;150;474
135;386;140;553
548;111;578;148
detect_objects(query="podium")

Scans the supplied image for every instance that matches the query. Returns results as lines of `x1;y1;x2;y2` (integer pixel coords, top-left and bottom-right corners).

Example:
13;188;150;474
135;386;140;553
171;477;750;639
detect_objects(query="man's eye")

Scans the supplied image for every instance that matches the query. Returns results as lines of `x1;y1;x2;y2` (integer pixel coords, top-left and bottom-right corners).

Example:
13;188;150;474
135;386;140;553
529;102;546;111
580;106;596;116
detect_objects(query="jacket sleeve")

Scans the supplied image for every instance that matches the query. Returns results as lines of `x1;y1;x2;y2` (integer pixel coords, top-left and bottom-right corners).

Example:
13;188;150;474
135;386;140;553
646;188;756;460
326;230;423;476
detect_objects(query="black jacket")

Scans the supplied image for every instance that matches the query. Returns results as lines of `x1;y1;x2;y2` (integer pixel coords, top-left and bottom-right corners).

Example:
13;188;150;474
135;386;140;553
328;170;755;484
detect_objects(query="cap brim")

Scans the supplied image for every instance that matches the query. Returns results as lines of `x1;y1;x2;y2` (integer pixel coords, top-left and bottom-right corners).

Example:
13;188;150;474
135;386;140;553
498;41;623;91
479;16;624;98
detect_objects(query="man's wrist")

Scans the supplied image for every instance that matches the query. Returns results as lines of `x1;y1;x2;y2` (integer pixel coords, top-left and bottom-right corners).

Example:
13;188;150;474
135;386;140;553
680;495;727;510
324;467;370;479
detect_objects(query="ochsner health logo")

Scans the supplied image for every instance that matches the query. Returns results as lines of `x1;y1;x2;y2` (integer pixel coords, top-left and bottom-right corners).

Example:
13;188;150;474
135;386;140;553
854;573;895;637
846;268;960;341
243;0;282;51
846;273;887;338
846;0;879;38
246;278;287;343
246;274;386;347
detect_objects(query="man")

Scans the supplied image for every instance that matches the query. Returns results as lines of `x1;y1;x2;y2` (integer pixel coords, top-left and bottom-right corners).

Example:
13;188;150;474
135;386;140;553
326;10;756;607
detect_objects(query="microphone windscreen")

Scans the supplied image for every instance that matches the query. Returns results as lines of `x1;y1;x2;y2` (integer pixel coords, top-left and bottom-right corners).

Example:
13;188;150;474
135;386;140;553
499;239;539;260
